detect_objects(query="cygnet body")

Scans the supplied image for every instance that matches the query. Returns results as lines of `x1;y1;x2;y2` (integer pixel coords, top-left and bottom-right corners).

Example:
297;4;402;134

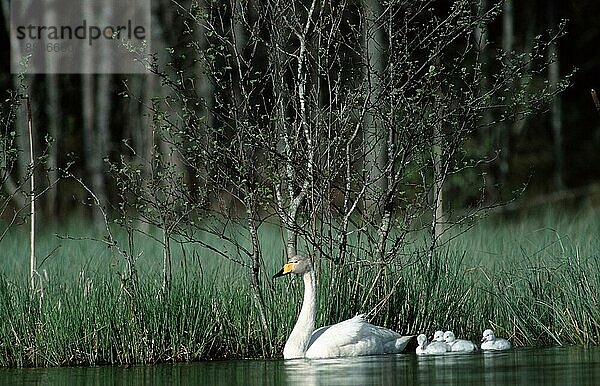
443;331;477;352
416;333;450;355
480;329;511;351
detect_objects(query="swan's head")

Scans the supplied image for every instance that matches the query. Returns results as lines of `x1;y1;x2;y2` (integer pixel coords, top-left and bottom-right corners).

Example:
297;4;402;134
433;330;445;342
417;334;428;348
443;331;456;343
273;255;312;278
481;329;495;343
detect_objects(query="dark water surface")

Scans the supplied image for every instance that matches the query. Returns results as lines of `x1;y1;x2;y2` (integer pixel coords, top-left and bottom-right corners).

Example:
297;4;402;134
1;346;599;385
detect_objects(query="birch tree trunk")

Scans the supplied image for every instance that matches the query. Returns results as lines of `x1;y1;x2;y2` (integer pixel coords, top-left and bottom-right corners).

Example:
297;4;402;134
26;97;36;292
432;123;444;242
233;0;271;353
429;58;445;268
267;3;307;260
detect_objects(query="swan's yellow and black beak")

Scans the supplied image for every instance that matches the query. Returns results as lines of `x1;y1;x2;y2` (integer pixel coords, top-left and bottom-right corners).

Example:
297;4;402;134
273;263;294;279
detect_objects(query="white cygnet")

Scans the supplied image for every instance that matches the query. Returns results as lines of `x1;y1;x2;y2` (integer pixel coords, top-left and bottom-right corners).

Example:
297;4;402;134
443;331;477;352
433;330;445;342
480;329;511;351
416;333;450;355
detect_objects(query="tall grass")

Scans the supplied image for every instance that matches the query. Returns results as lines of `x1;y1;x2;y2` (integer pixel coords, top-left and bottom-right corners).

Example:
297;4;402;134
1;209;600;367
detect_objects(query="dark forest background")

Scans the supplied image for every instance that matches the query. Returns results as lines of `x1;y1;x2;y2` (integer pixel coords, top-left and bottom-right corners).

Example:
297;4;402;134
0;0;599;226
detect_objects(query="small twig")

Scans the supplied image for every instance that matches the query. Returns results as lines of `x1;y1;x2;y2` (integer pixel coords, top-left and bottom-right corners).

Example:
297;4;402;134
366;274;404;319
591;89;600;117
37;245;62;269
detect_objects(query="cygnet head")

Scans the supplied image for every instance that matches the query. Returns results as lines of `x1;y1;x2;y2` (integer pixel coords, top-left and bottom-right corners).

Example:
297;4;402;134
417;334;428;348
433;330;445;342
273;255;312;278
443;331;456;343
481;329;495;342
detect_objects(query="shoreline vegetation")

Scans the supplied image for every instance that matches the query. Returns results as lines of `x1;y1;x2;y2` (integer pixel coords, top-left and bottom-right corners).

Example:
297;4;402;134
1;0;599;372
1;0;591;369
1;209;599;367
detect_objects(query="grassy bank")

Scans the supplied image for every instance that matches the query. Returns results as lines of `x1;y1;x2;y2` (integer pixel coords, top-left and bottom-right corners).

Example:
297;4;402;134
1;209;600;367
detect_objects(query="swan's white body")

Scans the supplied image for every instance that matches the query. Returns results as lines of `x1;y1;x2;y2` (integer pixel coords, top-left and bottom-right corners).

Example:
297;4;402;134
443;331;477;352
275;255;412;359
480;329;511;351
416;334;450;355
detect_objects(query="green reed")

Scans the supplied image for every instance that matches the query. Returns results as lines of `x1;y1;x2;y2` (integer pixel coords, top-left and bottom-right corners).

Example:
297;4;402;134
1;208;599;367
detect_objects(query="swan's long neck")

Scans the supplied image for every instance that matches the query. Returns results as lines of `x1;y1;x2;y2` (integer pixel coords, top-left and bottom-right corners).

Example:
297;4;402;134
283;269;316;359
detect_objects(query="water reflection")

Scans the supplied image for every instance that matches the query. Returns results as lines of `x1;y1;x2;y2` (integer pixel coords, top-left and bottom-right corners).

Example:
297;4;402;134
284;355;414;386
1;346;600;385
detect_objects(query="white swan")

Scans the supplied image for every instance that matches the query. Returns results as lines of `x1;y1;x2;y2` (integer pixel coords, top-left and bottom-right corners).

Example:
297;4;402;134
416;333;450;355
443;331;477;352
273;255;412;359
480;329;511;351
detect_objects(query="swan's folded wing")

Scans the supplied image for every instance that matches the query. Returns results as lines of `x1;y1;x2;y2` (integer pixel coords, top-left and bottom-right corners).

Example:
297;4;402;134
305;315;410;358
307;314;366;348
